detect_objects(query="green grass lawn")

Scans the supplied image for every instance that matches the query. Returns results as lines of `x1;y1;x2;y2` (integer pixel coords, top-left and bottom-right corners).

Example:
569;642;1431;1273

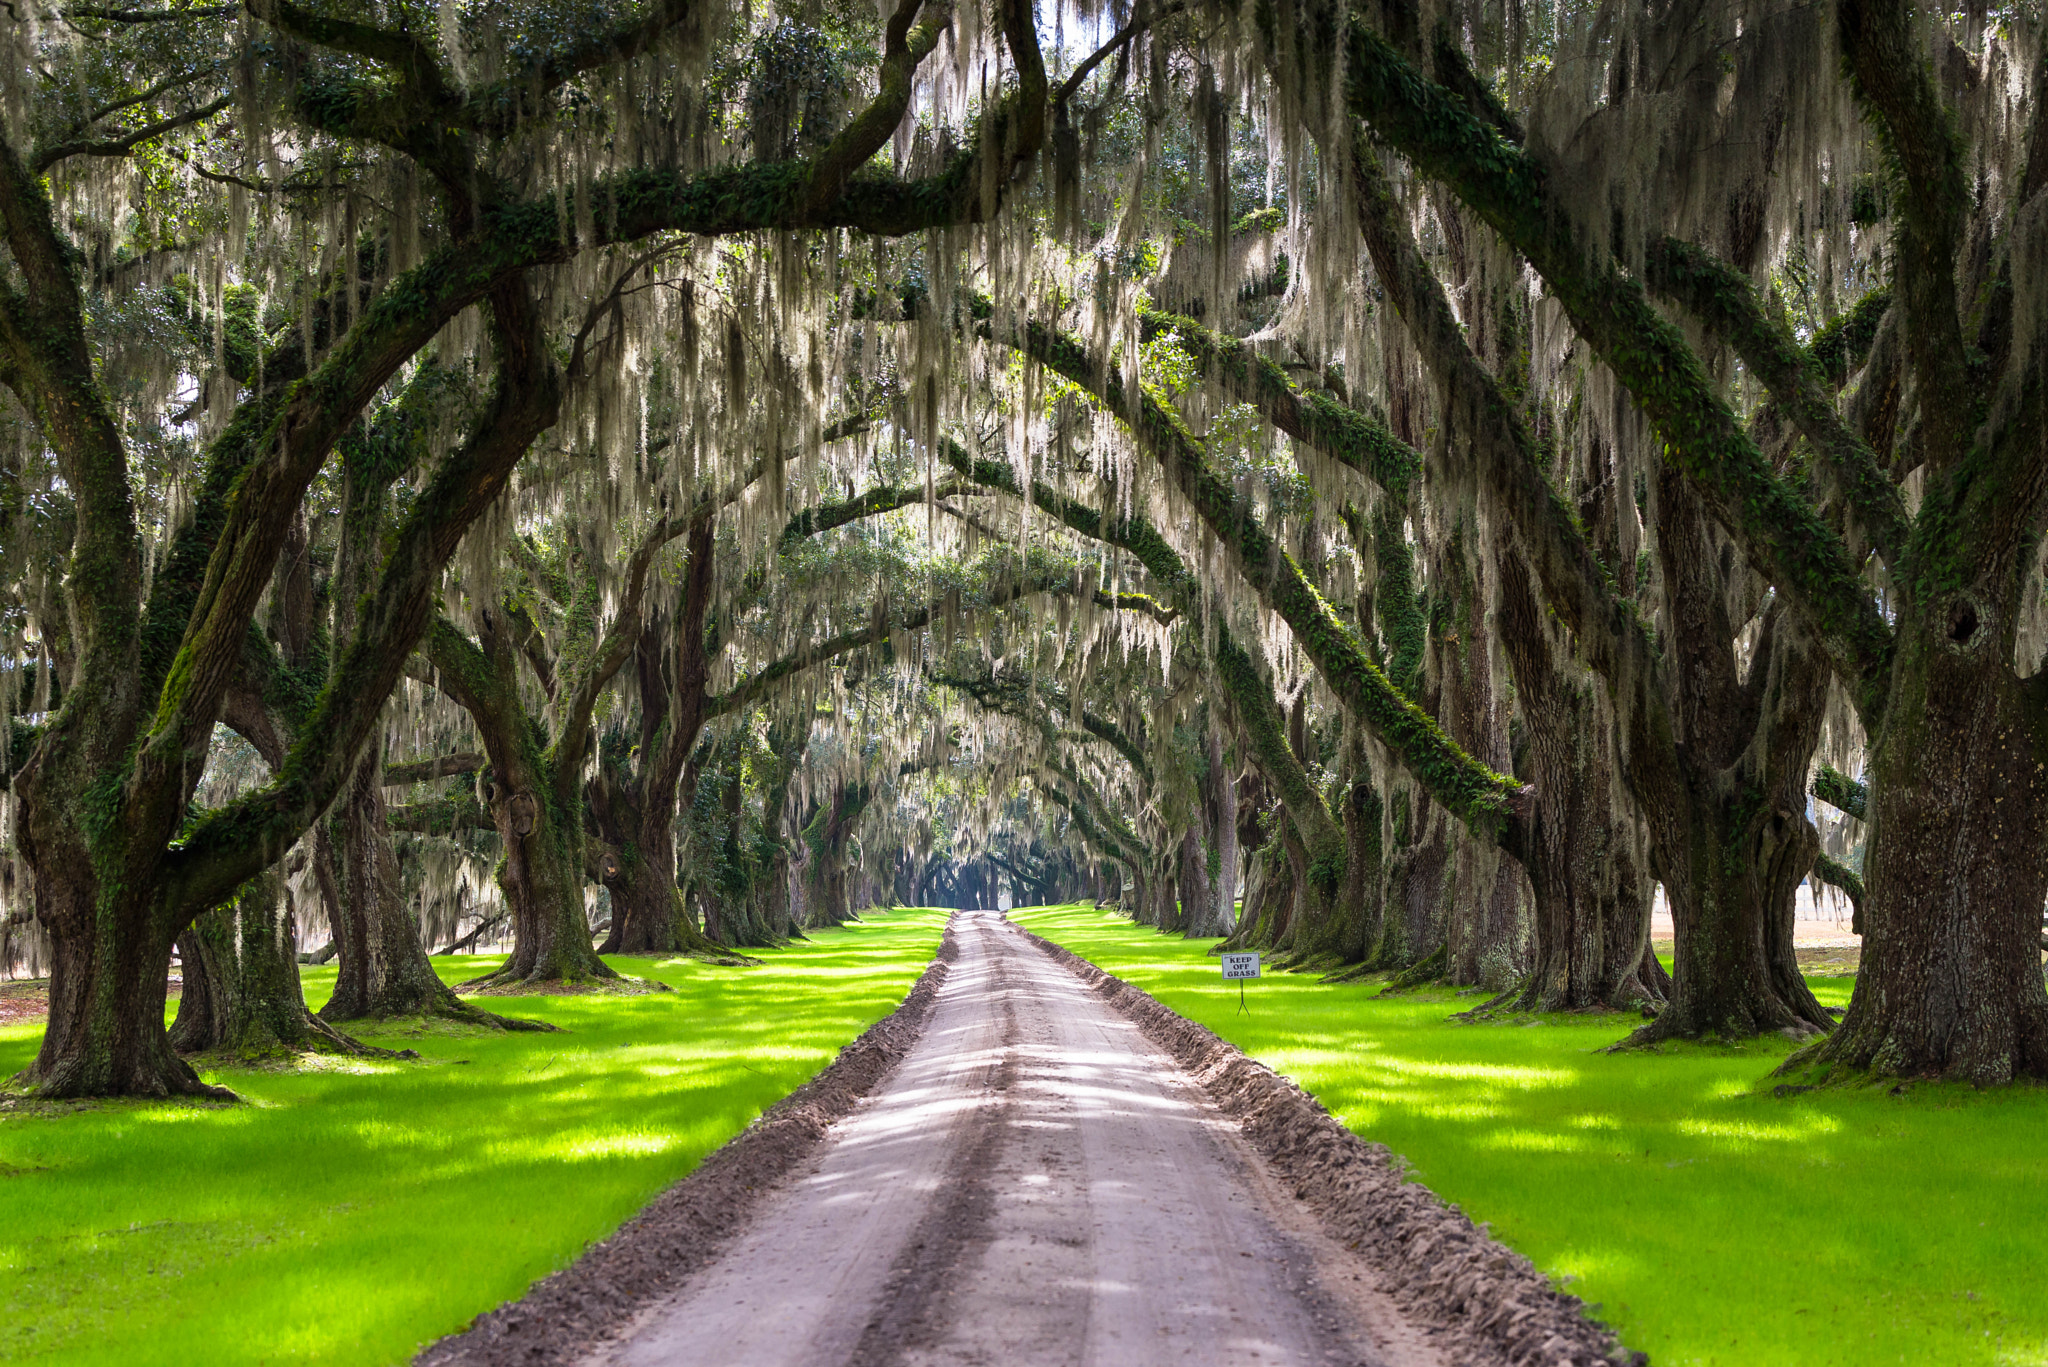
0;907;948;1365
1011;903;2048;1367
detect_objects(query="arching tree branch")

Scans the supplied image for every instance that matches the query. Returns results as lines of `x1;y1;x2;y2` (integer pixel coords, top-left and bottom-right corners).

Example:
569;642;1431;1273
1812;764;1869;821
1342;18;1895;725
1644;237;1909;566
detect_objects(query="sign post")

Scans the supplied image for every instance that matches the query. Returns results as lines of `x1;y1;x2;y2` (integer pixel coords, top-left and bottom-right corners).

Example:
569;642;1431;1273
1219;951;1260;1013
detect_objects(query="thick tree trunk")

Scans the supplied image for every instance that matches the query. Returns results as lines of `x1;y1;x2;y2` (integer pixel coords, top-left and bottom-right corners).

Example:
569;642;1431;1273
424;613;616;991
755;856;802;941
1209;729;1240;933
468;777;615;988
1634;613;1837;1043
1642;799;1829;1039
1148;851;1179;930
1621;476;1835;1042
1287;739;1386;966
1174;826;1214;936
812;860;856;927
168;869;369;1059
1444;849;1526;992
707;745;785;946
802;780;874;928
1095;863;1123;908
1628;743;1835;1042
1758;791;1832;1029
1790;628;2048;1081
17;850;226;1099
1269;820;1310;952
323;759;541;1027
715;880;779;949
1383;804;1450;973
1500;556;1662;1011
1226;857;1261;944
602;824;689;954
1224;841;1292;952
594;516;730;959
753;758;806;940
1517;768;1661;1013
1333;760;1387;961
594;790;725;958
1419;513;1531;990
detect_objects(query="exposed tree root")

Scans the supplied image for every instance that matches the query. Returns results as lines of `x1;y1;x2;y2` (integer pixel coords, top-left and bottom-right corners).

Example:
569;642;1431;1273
458;970;673;997
1607;1003;1825;1053
12;1056;241;1103
177;1010;416;1065
606;947;765;968
1447;983;1525;1022
1374;942;1448;995
336;996;562;1033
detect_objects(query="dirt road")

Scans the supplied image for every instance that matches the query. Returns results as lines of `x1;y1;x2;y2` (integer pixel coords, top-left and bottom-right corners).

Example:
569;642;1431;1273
587;910;1443;1367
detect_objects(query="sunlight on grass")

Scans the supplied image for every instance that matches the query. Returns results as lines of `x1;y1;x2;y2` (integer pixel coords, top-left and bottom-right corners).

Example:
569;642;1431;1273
0;908;947;1366
1012;902;2048;1367
1372;1055;1580;1085
1484;1126;1594;1153
1674;1114;1843;1146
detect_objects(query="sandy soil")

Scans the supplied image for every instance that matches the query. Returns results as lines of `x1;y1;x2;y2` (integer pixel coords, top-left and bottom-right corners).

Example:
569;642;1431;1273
0;980;48;1026
1019;925;1637;1367
584;909;1440;1367
0;975;186;1027
429;911;1635;1366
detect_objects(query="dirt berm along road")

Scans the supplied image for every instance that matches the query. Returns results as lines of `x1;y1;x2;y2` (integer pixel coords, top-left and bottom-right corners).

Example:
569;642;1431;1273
585;909;1450;1367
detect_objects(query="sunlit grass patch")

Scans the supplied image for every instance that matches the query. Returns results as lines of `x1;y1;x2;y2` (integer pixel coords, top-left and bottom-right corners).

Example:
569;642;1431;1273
0;908;947;1366
1011;902;2048;1367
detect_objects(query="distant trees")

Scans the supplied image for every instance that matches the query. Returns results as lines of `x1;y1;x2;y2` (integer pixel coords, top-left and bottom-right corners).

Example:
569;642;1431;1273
6;0;2047;1097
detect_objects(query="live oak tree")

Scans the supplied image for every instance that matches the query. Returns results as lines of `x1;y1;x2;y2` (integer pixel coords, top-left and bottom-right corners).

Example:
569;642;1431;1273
12;0;2048;1103
0;0;1054;1096
1321;0;2048;1077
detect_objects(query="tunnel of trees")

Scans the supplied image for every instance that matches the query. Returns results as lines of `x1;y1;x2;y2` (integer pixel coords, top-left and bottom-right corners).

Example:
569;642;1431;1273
2;0;2045;1099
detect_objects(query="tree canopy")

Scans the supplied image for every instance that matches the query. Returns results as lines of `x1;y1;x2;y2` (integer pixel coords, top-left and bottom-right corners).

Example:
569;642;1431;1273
4;0;2047;1097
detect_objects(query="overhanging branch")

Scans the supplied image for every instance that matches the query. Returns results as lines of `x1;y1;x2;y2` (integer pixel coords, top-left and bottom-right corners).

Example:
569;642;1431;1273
1342;18;1895;727
1645;237;1909;566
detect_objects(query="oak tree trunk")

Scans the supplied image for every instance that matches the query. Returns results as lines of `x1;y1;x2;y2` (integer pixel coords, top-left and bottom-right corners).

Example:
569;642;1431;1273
1209;728;1240;932
323;759;541;1027
1499;554;1661;1011
1791;618;2048;1081
168;868;368;1059
1632;760;1835;1041
1622;474;1835;1042
468;775;616;988
1295;745;1386;965
1173;825;1214;936
17;839;226;1098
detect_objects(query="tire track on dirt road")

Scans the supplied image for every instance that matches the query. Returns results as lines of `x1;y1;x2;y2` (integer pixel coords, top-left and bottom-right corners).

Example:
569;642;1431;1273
587;910;1441;1367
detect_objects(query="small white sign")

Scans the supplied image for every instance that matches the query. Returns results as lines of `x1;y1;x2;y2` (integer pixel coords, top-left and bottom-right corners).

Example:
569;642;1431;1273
1220;951;1261;980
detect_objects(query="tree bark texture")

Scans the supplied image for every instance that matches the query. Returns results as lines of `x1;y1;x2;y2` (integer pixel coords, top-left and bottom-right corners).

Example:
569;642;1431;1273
424;612;616;990
322;756;541;1026
1422;513;1531;990
802;779;876;928
1173;825;1214;936
1497;554;1661;1011
1793;610;2048;1081
19;827;223;1097
594;517;728;958
168;868;368;1059
1208;727;1241;933
1626;474;1835;1041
